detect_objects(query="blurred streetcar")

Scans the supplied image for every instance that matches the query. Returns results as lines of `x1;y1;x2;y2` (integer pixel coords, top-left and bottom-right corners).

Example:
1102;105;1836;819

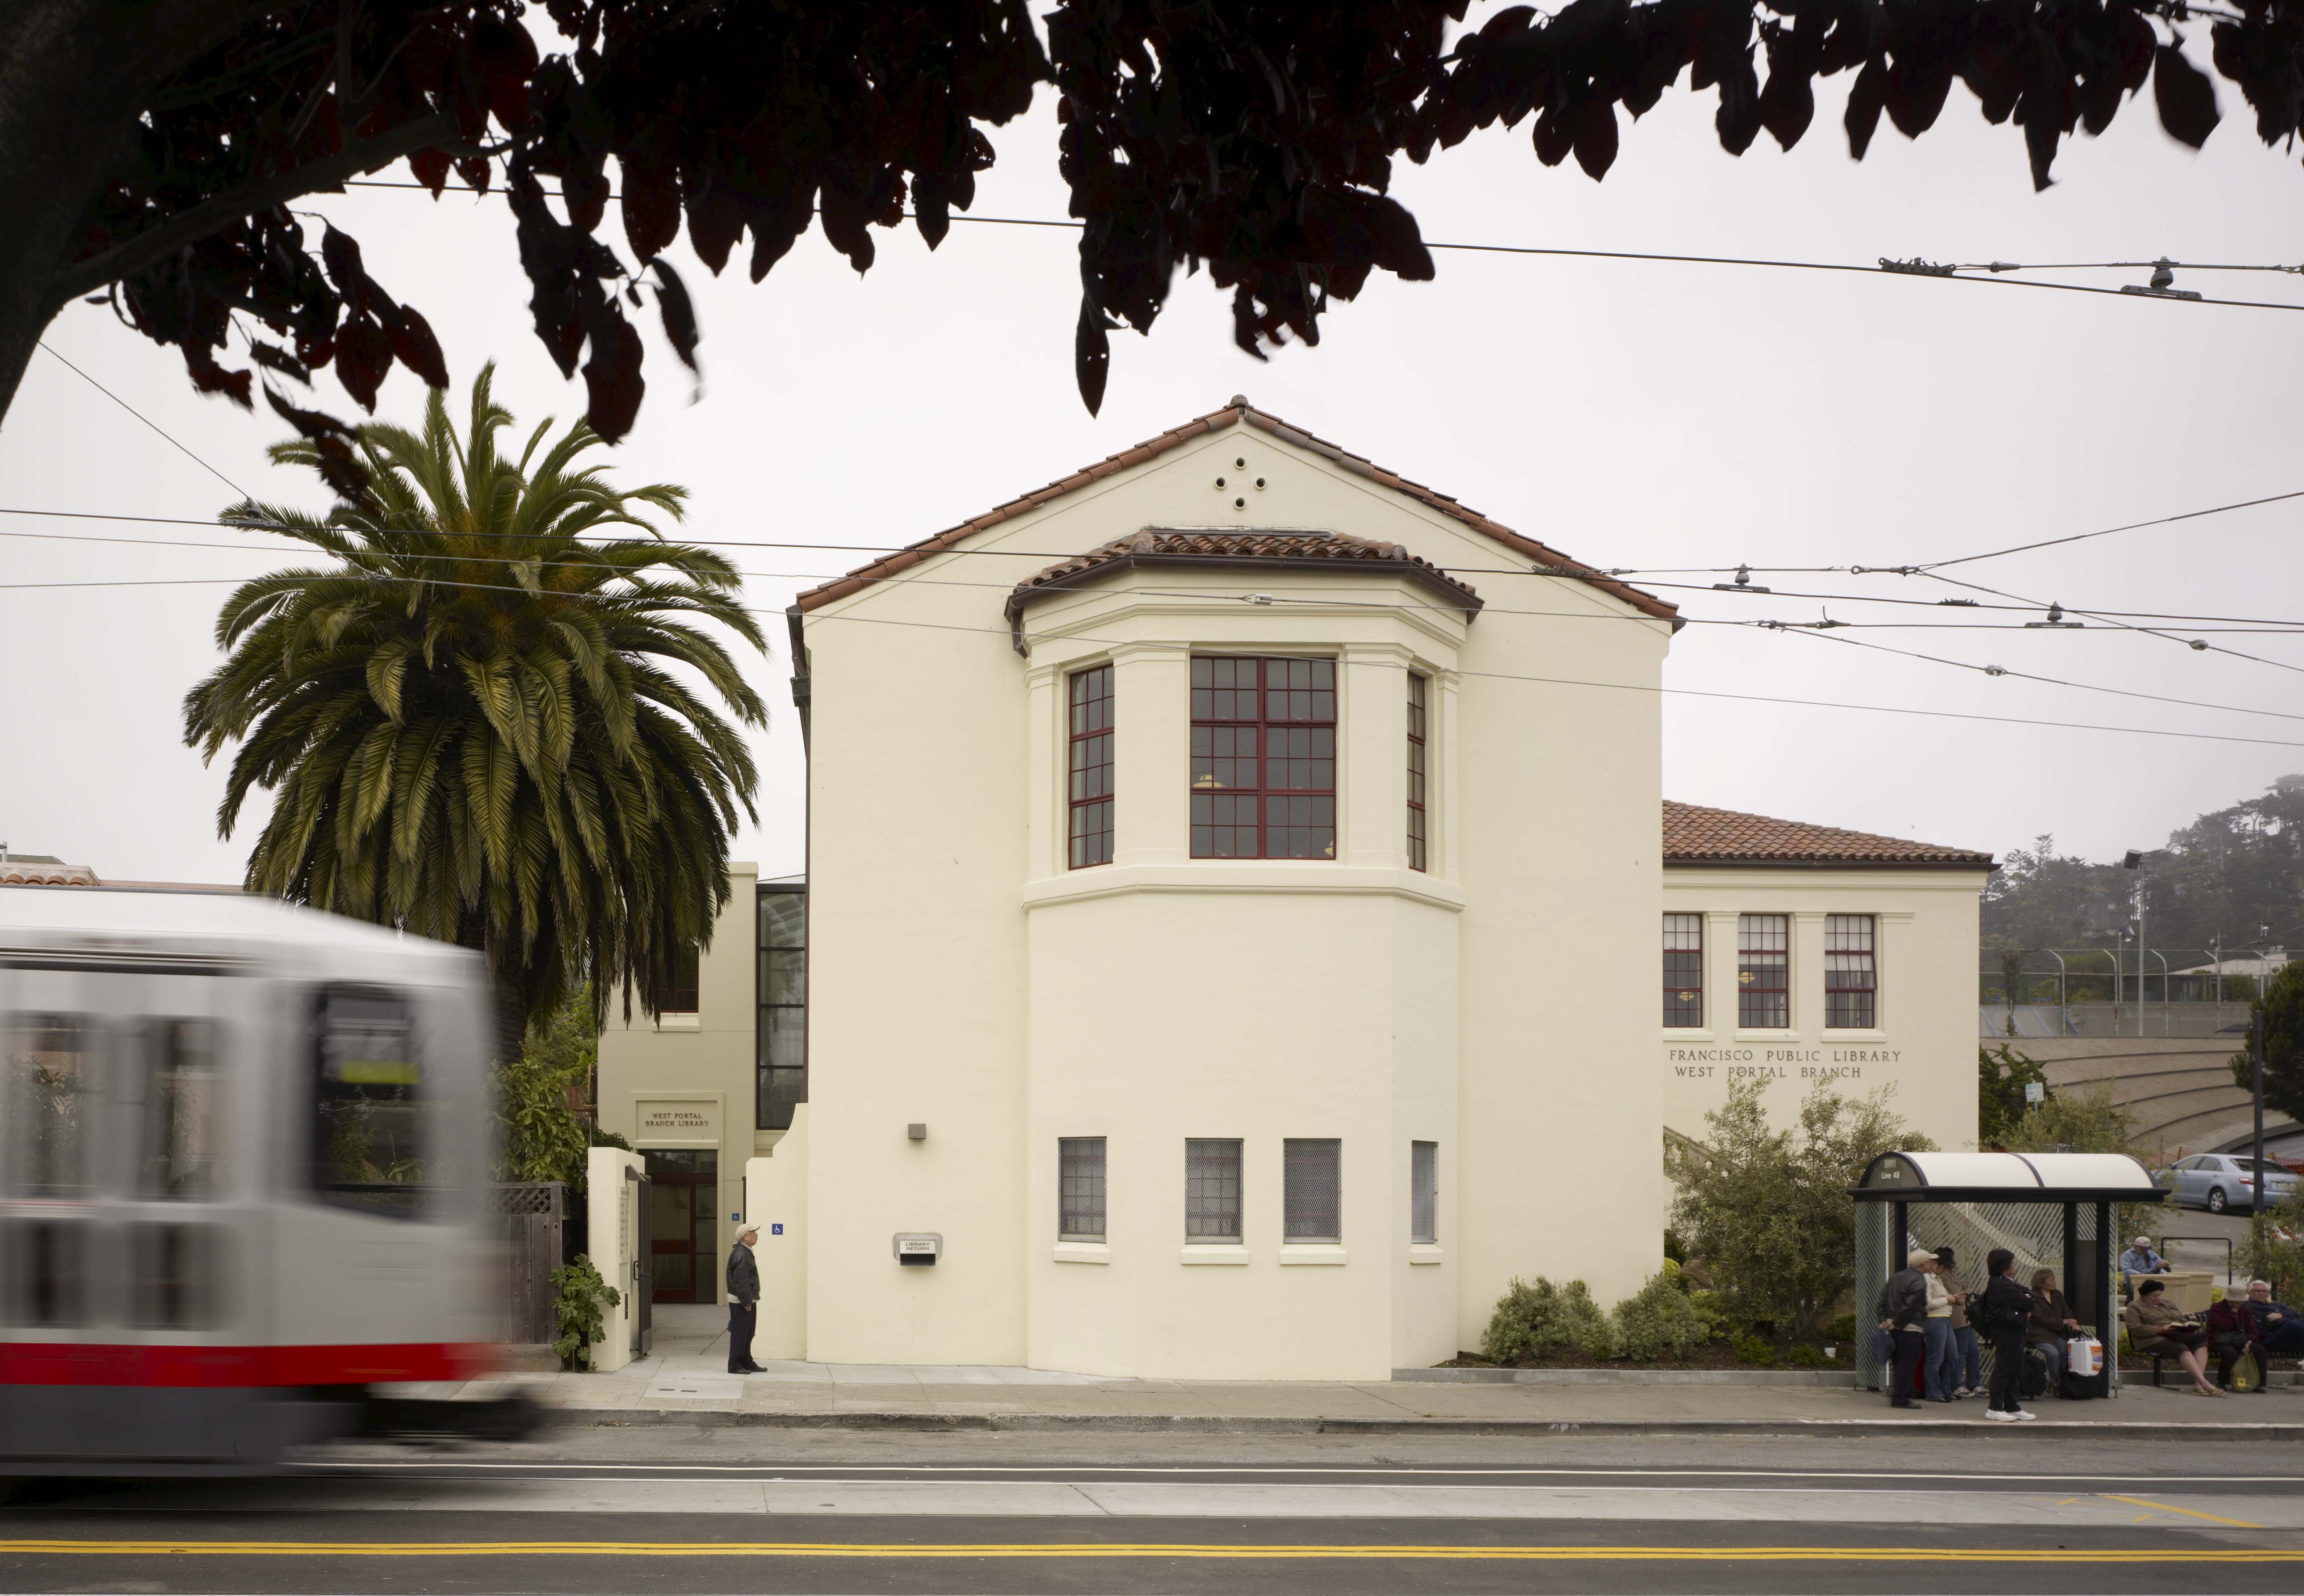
0;884;528;1471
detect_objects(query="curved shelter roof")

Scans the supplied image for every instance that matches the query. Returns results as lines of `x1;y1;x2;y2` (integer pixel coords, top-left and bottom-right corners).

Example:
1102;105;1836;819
1852;1150;2164;1203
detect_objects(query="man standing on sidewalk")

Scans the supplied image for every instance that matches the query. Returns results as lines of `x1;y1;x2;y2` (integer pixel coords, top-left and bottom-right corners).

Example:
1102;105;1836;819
726;1224;765;1374
1875;1249;1936;1410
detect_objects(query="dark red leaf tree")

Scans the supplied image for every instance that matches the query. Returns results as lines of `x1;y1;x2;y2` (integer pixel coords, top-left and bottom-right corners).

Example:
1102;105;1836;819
4;0;2297;446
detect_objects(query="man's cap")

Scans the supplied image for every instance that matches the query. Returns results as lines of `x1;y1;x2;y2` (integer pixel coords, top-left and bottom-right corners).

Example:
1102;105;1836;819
2133;1235;2154;1247
739;1223;760;1235
1907;1248;1938;1267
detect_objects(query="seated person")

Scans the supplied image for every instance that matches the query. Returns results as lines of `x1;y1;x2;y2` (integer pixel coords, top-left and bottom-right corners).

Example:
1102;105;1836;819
2206;1289;2268;1387
2248;1280;2304;1360
2124;1279;2223;1396
2119;1235;2173;1280
2026;1267;2082;1386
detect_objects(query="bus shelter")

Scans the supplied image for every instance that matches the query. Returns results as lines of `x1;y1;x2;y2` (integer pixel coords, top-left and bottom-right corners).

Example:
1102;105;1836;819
1851;1152;2165;1398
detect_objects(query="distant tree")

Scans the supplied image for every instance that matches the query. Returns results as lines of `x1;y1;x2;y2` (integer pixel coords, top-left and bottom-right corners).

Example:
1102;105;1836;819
2231;960;2304;1123
180;364;766;1051
1978;1044;2048;1147
1668;1077;1932;1342
496;986;596;1186
5;2;2302;445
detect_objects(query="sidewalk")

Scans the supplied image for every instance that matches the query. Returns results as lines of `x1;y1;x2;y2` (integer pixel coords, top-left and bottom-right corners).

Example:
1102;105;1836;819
428;1306;2304;1437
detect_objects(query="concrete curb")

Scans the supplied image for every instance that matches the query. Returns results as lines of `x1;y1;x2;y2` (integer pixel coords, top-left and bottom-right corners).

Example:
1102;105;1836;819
1396;1368;1859;1386
537;1407;2304;1441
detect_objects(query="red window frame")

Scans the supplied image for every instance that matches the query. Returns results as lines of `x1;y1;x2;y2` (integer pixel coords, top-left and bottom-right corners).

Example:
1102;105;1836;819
1406;672;1429;872
1067;664;1114;869
1825;914;1877;1028
1190;657;1336;860
657;944;700;1014
1663;913;1703;1028
1737;914;1789;1029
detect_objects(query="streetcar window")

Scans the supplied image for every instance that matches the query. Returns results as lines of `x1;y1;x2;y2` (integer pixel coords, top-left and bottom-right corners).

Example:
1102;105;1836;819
311;988;426;1218
129;1222;227;1329
4;1014;101;1196
0;1219;90;1328
138;1019;227;1200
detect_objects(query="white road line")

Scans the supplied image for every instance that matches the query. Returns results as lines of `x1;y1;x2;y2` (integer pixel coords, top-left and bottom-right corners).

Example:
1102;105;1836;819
305;1461;2304;1485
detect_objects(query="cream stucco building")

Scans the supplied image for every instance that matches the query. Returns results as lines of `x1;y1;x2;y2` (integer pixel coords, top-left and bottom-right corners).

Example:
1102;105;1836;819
599;400;1992;1378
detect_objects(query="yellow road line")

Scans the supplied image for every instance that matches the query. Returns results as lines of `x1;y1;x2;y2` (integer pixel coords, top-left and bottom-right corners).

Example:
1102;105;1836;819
0;1542;2299;1562
2101;1495;2267;1529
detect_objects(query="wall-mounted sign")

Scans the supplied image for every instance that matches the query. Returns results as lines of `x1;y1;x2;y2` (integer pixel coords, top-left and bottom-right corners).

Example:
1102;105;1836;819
635;1099;720;1141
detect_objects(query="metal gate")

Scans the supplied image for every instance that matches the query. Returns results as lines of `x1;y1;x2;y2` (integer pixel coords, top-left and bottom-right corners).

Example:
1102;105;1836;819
492;1181;567;1346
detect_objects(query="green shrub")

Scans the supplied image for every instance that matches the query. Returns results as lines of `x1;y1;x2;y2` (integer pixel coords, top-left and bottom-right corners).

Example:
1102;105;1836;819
1825;1313;1855;1345
1784;1344;1829;1369
1730;1333;1775;1366
1685;1288;1736;1344
551;1254;622;1370
1609;1265;1709;1361
1481;1276;1616;1362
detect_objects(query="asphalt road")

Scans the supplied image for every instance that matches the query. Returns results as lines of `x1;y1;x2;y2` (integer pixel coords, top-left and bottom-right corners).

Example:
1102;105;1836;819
3;1428;2300;1594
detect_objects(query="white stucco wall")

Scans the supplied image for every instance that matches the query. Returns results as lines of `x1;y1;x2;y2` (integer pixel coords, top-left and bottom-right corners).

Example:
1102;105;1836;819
799;418;1670;1376
1659;868;1988;1156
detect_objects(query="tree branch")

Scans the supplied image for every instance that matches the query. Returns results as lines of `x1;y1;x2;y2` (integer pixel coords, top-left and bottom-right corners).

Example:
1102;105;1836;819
46;109;466;310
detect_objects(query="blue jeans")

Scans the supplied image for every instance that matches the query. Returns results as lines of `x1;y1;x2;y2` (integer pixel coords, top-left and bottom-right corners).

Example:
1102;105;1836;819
2032;1336;2067;1387
1923;1318;1953;1399
1948;1325;1981;1391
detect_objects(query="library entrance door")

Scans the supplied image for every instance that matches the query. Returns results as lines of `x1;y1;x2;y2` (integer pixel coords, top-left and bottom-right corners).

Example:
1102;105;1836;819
644;1149;719;1304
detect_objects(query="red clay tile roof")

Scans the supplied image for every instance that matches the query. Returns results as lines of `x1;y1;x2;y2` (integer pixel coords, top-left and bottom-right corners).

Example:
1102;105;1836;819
795;400;1678;625
0;858;100;886
1662;800;1995;869
1002;529;1483;649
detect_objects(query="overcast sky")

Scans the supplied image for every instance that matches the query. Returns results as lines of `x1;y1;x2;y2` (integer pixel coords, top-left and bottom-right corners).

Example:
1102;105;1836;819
4;26;2299;904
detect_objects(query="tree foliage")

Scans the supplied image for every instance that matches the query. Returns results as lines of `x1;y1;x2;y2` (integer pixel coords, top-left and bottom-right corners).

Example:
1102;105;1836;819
1669;1077;1933;1340
550;1253;621;1368
1979;1043;2048;1146
10;0;2304;442
1983;775;2304;958
497;984;596;1185
179;364;766;1045
2230;958;2304;1123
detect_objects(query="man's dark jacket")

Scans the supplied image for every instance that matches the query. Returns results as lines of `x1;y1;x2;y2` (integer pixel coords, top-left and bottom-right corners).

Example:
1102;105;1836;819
726;1240;760;1305
1875;1266;1928;1328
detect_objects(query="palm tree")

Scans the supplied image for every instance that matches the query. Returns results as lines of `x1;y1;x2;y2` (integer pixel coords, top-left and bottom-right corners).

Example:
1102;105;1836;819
183;365;767;1050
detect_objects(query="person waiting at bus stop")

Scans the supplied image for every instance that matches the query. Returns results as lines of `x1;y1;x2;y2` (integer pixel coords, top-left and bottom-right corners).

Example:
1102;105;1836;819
2248;1281;2304;1362
1977;1248;2036;1422
726;1224;765;1374
1875;1249;1937;1410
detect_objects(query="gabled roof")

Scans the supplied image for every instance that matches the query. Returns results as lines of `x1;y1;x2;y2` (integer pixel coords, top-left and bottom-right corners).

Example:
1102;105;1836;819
795;399;1678;624
1662;800;1995;870
1002;528;1483;652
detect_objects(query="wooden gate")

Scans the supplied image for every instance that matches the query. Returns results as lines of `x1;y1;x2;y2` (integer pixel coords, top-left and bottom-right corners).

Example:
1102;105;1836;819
493;1181;568;1346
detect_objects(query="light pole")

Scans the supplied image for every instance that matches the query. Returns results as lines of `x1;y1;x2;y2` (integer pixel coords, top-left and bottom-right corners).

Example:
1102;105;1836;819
2122;851;2144;1038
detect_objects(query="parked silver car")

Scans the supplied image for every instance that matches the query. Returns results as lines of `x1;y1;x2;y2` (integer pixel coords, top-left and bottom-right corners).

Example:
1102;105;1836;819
2163;1153;2301;1214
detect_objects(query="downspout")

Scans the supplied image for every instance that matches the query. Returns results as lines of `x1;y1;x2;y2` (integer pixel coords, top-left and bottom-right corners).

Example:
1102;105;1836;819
785;605;811;1132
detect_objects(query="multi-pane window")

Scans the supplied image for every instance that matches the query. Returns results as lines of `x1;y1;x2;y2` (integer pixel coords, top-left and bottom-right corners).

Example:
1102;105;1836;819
1410;1140;1438;1245
756;884;807;1130
1406;673;1429;871
1737;914;1790;1028
656;944;700;1014
1662;914;1704;1028
1284;1139;1342;1242
1825;914;1878;1028
1190;657;1336;859
1185;1138;1243;1241
1059;1137;1107;1240
1068;665;1114;869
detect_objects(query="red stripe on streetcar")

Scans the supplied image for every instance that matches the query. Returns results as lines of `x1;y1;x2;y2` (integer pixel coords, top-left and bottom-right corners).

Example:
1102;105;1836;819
0;1341;496;1387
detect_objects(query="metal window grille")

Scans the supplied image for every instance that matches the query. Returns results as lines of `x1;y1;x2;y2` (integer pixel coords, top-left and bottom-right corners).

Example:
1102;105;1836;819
1410;1140;1438;1245
1059;1137;1107;1240
1406;673;1428;872
1191;657;1336;859
1737;913;1790;1028
1067;665;1115;869
1284;1139;1342;1242
1185;1138;1243;1241
1825;913;1877;1029
755;884;806;1131
1663;913;1704;1028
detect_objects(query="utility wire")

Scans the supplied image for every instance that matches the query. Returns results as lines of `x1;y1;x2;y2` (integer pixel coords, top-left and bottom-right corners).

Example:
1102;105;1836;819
331;179;2304;314
1917;487;2304;572
1921;569;2304;678
35;343;249;498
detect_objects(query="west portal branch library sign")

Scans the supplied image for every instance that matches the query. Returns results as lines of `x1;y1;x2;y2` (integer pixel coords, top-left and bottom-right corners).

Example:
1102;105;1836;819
598;400;1994;1382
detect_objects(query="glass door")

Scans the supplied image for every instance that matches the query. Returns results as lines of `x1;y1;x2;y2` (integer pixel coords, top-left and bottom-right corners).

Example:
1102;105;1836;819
643;1149;717;1304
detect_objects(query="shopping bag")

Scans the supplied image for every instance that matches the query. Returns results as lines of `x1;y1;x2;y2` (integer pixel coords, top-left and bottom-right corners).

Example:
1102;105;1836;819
2065;1335;2103;1378
2231;1345;2264;1394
